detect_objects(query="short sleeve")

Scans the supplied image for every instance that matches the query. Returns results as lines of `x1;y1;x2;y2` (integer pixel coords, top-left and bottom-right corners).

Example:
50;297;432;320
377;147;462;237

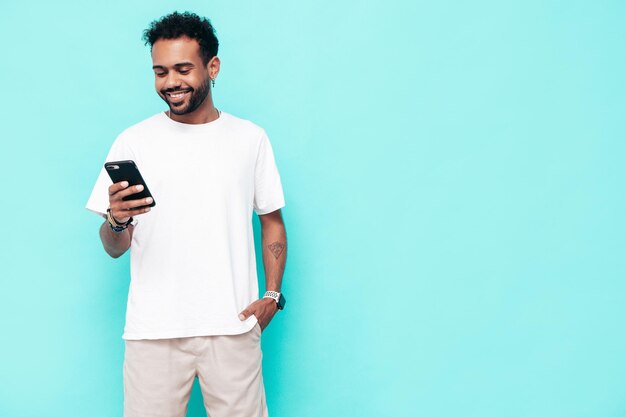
253;131;285;215
85;135;134;217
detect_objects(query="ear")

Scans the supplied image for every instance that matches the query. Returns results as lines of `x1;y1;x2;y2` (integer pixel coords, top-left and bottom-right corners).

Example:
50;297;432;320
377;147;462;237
207;56;221;80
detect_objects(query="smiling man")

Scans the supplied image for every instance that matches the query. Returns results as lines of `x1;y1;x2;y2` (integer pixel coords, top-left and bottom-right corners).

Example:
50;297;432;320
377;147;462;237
85;11;287;417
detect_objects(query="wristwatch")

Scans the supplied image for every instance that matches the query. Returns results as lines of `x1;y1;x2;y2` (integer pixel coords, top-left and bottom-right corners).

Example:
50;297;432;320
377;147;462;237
263;291;286;310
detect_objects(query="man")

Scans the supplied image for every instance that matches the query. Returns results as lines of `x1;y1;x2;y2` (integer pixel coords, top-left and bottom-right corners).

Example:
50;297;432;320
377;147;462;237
85;11;287;417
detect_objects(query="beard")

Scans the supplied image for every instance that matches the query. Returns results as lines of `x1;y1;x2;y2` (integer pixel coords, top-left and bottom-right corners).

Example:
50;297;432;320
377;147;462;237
161;77;211;115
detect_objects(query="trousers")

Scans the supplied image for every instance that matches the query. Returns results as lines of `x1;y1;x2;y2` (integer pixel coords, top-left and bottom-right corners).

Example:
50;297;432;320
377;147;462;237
123;322;268;417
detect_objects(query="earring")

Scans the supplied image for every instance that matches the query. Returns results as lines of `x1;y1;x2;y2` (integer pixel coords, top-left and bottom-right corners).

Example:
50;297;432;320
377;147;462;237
211;78;215;88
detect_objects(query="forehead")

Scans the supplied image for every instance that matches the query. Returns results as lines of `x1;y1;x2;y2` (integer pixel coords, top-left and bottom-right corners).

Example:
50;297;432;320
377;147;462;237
151;37;202;65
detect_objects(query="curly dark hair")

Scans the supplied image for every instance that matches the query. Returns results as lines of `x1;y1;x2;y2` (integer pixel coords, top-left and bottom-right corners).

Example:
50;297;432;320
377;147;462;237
142;11;219;65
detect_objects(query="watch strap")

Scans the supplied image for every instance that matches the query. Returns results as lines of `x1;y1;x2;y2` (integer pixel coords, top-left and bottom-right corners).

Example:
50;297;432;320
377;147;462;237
263;291;285;310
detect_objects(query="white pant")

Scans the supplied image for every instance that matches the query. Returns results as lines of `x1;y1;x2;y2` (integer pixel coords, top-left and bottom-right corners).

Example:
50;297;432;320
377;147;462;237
123;323;268;417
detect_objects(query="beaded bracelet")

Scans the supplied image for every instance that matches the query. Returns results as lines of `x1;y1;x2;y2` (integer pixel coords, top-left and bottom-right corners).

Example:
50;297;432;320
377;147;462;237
107;208;133;233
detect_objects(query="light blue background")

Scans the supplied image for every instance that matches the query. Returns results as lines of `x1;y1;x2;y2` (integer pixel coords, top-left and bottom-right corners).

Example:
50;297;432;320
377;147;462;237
1;1;625;416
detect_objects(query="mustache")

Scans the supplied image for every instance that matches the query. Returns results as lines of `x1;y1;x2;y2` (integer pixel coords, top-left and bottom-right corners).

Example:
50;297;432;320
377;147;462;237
161;87;193;94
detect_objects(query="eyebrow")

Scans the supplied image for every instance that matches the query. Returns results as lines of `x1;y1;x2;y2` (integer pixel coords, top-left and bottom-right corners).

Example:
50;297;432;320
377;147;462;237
152;62;196;70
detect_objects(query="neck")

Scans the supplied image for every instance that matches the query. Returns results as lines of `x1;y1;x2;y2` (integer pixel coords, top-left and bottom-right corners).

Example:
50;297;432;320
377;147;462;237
168;93;219;124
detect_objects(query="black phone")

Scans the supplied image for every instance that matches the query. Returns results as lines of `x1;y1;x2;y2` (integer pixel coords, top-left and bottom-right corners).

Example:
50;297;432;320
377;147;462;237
104;160;156;207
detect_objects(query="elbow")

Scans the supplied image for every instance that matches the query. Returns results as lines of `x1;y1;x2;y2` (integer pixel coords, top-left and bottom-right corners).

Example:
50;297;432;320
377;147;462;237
107;250;124;259
103;245;125;259
103;241;130;259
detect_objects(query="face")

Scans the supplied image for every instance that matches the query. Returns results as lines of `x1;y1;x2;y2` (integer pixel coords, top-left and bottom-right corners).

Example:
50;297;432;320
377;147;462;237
151;37;218;115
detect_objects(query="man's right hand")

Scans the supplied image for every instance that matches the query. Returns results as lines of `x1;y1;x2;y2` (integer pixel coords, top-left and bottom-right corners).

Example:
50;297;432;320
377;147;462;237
108;181;153;223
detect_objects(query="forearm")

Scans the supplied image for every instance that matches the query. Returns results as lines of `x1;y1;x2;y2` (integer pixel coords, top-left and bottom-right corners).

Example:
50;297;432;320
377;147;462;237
238;211;286;328
261;221;287;292
99;218;132;258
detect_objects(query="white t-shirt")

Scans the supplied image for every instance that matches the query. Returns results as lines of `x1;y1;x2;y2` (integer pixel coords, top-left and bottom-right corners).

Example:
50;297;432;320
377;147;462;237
86;111;285;340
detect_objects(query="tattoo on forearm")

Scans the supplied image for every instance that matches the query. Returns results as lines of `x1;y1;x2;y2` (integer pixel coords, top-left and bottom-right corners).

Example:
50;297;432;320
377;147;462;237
267;242;285;259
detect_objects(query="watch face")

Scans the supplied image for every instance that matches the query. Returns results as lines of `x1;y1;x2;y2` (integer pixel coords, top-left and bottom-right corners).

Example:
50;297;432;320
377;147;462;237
278;294;286;310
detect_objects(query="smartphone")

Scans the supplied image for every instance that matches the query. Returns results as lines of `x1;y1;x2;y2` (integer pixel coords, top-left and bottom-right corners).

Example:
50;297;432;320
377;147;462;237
104;160;156;207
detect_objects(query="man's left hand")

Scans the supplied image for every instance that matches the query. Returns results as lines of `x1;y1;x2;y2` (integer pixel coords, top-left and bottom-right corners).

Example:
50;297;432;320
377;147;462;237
239;298;278;331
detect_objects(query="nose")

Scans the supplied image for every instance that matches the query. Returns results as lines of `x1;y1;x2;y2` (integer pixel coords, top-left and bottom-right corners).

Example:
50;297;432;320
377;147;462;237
163;72;181;90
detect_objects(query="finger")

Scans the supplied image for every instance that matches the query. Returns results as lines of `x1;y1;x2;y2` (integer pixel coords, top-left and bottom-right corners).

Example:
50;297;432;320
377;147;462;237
117;196;153;210
111;206;152;219
108;181;129;196
239;308;253;321
111;184;146;201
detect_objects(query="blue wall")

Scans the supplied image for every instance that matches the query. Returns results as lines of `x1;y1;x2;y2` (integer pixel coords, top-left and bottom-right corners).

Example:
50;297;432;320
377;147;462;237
1;1;625;416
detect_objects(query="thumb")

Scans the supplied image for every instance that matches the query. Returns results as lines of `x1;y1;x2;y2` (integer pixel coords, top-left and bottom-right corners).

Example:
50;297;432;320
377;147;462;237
239;307;252;321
